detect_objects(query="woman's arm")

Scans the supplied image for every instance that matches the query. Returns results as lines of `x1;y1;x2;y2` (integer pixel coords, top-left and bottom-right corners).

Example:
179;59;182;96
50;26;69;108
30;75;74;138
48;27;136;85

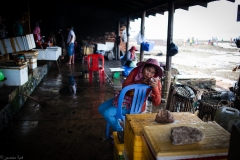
122;68;136;88
151;79;162;106
122;68;143;88
133;54;138;61
126;51;132;61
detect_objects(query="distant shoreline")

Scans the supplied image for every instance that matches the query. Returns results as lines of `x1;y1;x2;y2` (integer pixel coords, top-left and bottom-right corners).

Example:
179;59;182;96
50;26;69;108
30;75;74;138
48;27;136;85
129;38;230;44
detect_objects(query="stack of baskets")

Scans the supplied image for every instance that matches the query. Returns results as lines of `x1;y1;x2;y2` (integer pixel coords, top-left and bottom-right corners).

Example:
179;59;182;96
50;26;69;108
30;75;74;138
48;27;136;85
166;83;197;113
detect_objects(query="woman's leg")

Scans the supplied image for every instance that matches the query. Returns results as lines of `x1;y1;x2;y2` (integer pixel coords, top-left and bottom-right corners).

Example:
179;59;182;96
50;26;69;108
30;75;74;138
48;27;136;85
102;106;122;131
98;98;121;131
98;98;114;115
125;61;131;67
98;98;130;131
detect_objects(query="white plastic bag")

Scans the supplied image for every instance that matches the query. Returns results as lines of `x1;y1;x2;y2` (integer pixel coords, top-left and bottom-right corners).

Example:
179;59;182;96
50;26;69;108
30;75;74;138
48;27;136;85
134;31;145;45
129;61;137;68
122;28;127;42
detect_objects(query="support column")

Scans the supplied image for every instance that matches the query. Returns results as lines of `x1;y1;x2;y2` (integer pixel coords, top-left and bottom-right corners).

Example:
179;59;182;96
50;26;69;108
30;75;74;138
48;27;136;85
162;1;174;100
28;0;31;34
139;11;146;62
116;20;121;60
126;16;130;52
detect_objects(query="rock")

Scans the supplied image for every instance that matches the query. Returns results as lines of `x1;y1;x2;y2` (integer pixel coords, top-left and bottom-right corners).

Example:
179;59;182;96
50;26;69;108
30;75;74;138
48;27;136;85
170;126;205;145
155;109;175;123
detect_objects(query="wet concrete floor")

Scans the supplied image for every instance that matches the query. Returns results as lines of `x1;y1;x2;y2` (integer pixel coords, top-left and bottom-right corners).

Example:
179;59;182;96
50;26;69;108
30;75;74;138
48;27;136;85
0;56;162;160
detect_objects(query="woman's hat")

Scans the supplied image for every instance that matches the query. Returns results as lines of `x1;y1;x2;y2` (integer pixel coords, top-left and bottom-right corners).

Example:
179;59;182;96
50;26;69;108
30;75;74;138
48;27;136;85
136;58;163;78
130;46;138;51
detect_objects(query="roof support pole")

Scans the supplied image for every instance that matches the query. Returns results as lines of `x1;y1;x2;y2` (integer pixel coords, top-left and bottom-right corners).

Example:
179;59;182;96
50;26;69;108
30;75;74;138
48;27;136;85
28;0;31;34
126;16;130;52
162;0;174;100
139;11;146;62
116;20;121;60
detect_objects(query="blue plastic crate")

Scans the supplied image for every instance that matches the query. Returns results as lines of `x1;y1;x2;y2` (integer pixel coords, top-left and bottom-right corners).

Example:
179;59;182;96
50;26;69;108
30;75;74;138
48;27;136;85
141;42;154;51
121;66;134;77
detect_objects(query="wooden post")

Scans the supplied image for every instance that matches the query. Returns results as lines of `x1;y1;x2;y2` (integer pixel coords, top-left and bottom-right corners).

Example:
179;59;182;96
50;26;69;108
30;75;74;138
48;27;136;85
126;16;130;52
139;11;146;62
115;20;120;60
28;0;31;34
162;0;174;100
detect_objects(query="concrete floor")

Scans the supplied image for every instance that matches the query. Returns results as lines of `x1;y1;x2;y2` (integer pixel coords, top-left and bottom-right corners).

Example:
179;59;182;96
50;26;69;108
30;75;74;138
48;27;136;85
0;56;163;160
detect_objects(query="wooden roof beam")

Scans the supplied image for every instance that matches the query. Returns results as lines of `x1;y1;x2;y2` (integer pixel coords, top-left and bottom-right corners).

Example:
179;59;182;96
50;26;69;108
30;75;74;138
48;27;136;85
112;1;139;9
194;2;208;8
174;3;189;11
130;0;147;6
122;0;170;17
146;12;156;17
150;8;165;15
176;0;211;8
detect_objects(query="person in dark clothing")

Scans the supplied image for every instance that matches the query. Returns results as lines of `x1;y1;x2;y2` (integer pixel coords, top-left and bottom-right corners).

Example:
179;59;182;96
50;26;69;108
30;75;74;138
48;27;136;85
0;16;7;39
13;16;26;36
56;29;65;55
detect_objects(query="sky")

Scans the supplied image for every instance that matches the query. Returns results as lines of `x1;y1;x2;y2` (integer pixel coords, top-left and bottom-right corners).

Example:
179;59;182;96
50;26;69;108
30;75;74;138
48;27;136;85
129;0;240;41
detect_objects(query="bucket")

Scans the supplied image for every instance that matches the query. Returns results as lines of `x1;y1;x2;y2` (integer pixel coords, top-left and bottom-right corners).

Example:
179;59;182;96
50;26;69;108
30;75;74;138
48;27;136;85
113;72;120;79
214;106;240;132
0;71;4;81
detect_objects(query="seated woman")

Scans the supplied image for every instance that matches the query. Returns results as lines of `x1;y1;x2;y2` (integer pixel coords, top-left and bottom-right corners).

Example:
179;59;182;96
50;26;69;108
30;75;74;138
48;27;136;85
33;27;43;49
98;58;163;132
120;46;138;67
33;27;50;49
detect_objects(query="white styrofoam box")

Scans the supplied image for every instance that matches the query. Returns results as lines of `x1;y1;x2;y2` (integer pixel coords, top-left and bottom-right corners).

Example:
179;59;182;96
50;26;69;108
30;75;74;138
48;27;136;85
33;49;44;60
22;36;30;50
29;62;37;69
34;47;61;60
0;40;5;54
105;42;114;51
26;57;37;63
24;54;36;59
29;34;36;48
19;50;38;58
47;47;62;57
26;34;33;49
44;47;61;60
47;46;59;49
11;38;21;52
0;38;13;54
4;38;13;53
96;43;106;50
15;36;26;51
0;64;28;86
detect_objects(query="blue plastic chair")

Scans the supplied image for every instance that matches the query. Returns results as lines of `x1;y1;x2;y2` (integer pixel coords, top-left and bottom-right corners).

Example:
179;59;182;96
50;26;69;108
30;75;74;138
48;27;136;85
105;84;152;139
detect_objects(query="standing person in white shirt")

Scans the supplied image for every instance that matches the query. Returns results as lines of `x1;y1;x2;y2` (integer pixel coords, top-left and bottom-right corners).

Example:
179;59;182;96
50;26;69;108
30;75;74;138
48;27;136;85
66;25;76;65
